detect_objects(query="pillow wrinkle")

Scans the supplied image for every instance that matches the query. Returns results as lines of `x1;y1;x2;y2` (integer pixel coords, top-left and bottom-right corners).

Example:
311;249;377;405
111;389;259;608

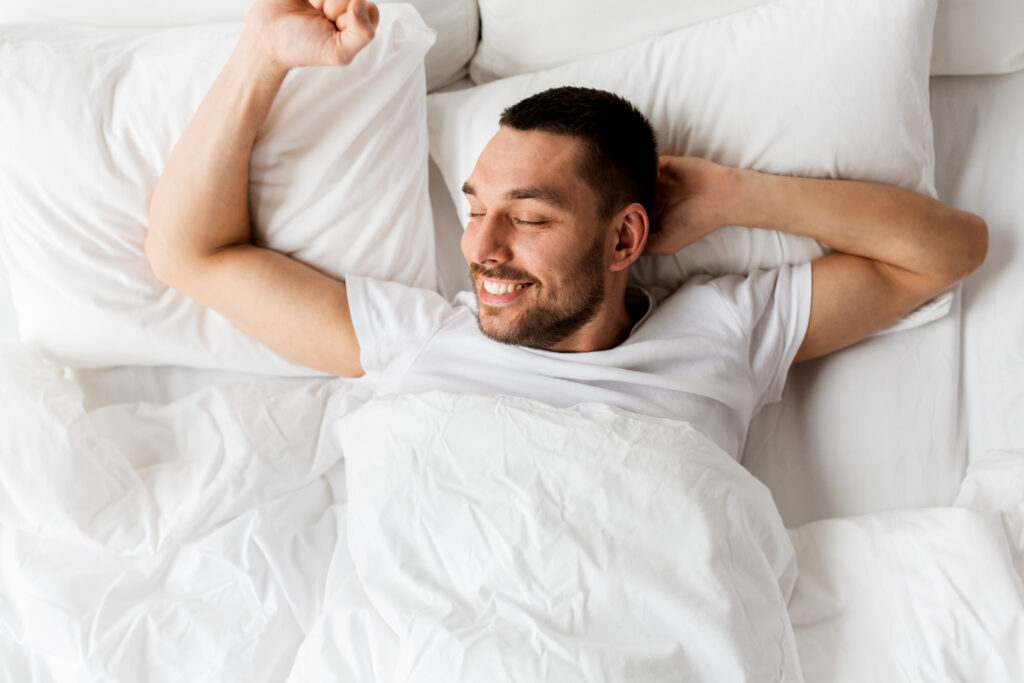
0;7;437;373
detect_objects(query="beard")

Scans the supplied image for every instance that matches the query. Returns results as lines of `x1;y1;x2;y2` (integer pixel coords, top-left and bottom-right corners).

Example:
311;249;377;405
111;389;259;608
471;235;606;350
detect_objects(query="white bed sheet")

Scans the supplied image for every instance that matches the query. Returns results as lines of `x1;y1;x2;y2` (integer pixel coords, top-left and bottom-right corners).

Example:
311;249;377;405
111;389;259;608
929;69;1024;462
0;259;15;341
789;453;1024;682
744;67;1024;522
3;342;1023;681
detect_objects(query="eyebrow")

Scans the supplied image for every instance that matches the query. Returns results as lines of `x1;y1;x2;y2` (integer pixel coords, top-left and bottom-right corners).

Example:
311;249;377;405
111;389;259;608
461;182;571;211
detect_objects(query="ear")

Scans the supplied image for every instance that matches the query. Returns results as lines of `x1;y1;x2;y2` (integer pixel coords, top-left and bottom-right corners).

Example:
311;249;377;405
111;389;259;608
608;203;649;272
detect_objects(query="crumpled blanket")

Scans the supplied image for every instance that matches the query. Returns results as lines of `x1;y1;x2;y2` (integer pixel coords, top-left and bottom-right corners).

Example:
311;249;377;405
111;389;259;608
4;340;1022;682
0;342;802;682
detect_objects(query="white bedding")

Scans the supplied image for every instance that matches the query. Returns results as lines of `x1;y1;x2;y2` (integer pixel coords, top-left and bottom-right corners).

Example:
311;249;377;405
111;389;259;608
2;4;1024;678
790;475;1024;682
6;66;1019;527
930;68;1024;463
2;342;1022;681
2;344;804;680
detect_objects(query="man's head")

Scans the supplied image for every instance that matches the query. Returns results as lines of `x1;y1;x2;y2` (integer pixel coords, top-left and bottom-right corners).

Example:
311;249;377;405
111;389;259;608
461;86;658;352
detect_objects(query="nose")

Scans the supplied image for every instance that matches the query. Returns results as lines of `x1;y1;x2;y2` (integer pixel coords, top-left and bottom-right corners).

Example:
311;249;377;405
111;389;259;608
462;213;513;267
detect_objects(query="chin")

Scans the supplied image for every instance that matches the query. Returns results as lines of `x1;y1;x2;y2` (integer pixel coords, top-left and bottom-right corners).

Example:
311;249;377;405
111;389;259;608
477;311;517;345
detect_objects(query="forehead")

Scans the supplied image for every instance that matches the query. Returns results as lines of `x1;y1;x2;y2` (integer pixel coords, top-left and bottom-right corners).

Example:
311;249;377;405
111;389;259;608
466;127;591;203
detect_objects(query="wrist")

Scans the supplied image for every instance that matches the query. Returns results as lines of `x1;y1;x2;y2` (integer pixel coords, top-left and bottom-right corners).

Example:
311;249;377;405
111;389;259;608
237;22;291;86
722;166;774;227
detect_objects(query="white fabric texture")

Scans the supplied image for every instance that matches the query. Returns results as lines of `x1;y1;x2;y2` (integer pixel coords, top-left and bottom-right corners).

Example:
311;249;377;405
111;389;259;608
346;262;811;460
739;67;1024;525
339;392;803;682
0;0;1022;676
0;262;13;341
789;451;1024;682
0;343;804;681
930;68;1024;462
0;341;364;680
930;0;1024;75
0;8;436;374
3;338;1023;681
469;0;1024;81
743;295;965;525
0;0;479;91
429;0;940;296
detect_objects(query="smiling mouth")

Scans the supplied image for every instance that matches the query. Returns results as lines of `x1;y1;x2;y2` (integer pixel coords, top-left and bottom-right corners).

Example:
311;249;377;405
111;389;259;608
479;278;534;304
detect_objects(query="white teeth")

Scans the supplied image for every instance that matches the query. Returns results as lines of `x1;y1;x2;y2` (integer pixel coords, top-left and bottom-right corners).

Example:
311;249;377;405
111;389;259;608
483;280;527;295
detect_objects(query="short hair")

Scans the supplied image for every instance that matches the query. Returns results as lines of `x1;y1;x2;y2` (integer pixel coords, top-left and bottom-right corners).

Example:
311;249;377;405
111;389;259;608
499;86;658;221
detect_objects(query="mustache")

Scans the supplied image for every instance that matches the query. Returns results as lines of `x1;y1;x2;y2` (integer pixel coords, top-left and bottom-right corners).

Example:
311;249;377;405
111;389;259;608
469;262;536;283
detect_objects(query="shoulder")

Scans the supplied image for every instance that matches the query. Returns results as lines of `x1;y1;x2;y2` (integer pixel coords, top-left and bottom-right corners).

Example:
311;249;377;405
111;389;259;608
347;276;470;319
704;264;811;330
640;264;811;338
346;275;474;349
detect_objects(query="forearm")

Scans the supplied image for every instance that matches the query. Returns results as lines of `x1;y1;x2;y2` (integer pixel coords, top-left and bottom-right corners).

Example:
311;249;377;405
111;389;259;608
727;169;987;281
146;29;287;271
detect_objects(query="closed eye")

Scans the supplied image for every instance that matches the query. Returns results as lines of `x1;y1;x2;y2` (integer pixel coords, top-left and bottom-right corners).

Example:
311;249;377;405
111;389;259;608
466;212;549;227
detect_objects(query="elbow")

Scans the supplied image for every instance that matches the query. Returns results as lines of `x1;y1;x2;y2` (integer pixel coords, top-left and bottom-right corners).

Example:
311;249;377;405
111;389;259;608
144;228;172;285
959;211;988;279
934;211;987;287
144;222;189;288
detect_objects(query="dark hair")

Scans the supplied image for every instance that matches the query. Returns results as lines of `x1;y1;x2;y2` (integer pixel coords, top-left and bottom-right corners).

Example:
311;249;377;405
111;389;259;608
499;86;658;221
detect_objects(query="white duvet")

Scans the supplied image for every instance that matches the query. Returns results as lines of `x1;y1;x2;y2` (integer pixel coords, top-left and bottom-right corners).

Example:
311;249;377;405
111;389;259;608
1;341;1022;681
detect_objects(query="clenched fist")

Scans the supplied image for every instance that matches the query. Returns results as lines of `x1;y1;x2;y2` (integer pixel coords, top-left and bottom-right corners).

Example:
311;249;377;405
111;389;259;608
244;0;381;72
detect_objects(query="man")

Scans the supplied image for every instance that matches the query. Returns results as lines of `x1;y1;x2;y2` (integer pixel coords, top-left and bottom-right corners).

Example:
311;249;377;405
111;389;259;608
146;0;987;460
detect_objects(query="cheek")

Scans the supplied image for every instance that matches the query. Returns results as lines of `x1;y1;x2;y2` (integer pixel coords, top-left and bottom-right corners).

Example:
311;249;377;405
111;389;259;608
459;226;473;261
545;240;598;284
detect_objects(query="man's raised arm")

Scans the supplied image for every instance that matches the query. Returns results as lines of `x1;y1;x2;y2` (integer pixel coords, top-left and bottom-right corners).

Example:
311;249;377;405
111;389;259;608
648;156;988;363
146;0;380;377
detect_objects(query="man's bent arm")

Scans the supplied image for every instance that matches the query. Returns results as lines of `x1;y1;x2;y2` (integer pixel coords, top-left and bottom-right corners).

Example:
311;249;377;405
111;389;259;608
146;0;378;377
727;170;987;362
650;157;987;364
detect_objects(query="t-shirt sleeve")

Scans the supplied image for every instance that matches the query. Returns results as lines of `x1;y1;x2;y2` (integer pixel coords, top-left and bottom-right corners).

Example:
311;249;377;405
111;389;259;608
346;275;461;388
709;262;813;411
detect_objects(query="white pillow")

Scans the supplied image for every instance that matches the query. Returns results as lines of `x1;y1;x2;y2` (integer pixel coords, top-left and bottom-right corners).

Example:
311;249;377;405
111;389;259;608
0;0;479;90
340;392;802;681
470;0;1023;81
470;0;764;84
428;0;938;293
931;0;1024;75
403;0;479;90
0;6;435;374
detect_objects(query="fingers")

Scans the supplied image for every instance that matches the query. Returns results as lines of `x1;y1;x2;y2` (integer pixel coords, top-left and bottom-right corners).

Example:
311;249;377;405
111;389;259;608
320;0;344;21
314;1;373;65
338;7;374;43
345;0;380;31
365;2;381;30
643;231;671;256
321;0;378;27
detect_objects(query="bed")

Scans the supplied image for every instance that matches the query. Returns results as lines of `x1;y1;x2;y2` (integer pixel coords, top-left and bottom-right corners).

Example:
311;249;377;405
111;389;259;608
0;0;1022;680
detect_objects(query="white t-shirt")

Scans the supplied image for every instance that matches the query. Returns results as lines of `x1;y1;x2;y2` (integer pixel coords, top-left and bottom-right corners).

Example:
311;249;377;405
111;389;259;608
346;263;812;460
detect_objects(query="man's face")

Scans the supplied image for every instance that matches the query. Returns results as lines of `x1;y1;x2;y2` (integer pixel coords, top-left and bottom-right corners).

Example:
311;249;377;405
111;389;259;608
460;127;612;350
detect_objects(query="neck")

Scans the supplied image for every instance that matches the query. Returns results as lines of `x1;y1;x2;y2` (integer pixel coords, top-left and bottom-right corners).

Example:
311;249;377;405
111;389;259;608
548;278;633;353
